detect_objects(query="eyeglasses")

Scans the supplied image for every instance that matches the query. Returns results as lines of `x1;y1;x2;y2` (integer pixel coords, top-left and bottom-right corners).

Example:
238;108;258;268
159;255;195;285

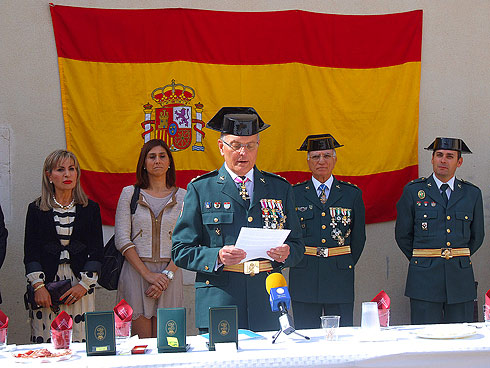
222;140;259;152
308;153;335;162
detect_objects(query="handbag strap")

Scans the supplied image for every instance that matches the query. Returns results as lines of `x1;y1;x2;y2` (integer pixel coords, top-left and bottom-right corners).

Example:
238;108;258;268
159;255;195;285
130;185;140;214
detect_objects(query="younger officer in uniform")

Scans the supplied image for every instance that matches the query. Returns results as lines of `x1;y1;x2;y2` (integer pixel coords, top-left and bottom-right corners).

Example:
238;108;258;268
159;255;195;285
172;107;304;332
289;134;366;327
395;137;485;324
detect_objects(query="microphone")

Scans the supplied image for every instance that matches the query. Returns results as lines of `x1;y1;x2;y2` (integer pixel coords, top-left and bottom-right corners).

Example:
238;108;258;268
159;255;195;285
266;273;290;314
265;273;309;343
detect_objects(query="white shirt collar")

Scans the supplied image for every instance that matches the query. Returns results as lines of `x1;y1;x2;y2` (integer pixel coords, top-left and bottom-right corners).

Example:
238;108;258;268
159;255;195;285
224;163;254;183
432;173;455;191
311;175;334;192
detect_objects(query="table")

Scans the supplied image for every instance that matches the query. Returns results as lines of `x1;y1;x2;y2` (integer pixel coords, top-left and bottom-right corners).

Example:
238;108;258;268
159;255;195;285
3;323;490;367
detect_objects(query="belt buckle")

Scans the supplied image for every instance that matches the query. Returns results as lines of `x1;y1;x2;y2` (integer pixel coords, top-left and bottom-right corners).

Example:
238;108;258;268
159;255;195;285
317;247;329;258
441;248;453;260
244;261;260;276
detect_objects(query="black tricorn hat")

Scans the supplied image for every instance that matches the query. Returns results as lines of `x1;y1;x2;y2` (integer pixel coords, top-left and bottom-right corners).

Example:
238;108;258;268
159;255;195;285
424;137;472;154
206;107;270;136
297;134;344;151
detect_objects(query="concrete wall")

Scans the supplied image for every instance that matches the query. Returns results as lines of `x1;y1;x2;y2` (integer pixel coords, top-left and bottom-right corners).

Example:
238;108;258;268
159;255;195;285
1;0;489;344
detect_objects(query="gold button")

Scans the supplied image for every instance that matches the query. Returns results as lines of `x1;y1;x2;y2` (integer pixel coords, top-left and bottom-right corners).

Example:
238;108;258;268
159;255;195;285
465;216;468;220
447;242;451;246
446;228;451;233
447;216;451;220
423;214;427;218
214;218;218;223
322;212;326;217
205;280;210;285
321;239;326;244
348;265;352;269
204;266;209;270
322;224;326;229
248;216;253;222
415;260;418;264
300;217;304;221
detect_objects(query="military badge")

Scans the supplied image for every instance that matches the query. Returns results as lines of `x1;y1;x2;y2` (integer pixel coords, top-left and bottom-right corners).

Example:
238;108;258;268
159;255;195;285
431;202;436;207
260;199;286;229
416;201;422;207
297;206;307;212
418;190;425;199
421;222;428;231
329;207;352;245
214;202;221;209
224;202;231;209
205;201;211;209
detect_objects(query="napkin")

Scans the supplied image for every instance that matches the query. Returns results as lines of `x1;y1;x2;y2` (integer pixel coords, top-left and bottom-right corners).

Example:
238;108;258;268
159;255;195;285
372;290;390;327
485;289;490;321
0;309;8;328
51;311;73;348
114;299;133;323
371;290;390;309
114;299;133;337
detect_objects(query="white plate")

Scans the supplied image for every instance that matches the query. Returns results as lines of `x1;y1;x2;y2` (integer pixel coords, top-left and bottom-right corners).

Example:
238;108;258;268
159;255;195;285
13;349;73;363
416;325;477;339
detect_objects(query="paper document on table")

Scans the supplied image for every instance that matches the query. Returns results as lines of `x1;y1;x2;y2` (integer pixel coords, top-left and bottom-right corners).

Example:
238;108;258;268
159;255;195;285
235;227;291;261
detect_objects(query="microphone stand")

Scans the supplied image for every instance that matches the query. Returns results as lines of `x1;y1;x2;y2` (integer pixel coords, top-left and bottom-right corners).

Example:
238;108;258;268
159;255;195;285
272;306;310;344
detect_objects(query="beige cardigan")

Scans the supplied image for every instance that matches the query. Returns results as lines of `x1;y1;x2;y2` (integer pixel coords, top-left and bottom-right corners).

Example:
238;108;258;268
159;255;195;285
114;185;186;262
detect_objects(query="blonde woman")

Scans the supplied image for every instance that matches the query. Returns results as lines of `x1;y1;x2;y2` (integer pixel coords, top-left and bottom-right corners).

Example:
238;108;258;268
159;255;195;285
23;149;103;343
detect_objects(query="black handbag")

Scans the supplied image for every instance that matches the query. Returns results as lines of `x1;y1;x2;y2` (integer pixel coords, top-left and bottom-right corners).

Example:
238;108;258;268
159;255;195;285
24;279;72;310
98;186;140;290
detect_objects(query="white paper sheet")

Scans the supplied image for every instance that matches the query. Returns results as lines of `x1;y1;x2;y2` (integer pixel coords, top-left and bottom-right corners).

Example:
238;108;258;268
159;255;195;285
234;227;291;261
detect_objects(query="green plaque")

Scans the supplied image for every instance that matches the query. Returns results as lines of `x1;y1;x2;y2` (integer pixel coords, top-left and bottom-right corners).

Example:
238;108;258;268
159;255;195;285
84;311;116;356
208;305;238;351
157;307;189;353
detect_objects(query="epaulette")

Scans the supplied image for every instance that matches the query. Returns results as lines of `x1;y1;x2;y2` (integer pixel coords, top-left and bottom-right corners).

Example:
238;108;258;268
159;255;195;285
459;178;478;188
338;180;359;189
261;170;289;183
190;169;218;183
407;177;427;185
293;180;309;187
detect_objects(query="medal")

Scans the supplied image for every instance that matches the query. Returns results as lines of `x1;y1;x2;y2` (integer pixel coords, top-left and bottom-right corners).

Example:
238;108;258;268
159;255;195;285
418;190;426;199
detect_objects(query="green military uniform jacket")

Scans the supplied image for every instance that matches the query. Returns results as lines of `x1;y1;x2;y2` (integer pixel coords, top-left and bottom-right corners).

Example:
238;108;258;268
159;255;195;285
171;165;304;331
395;174;485;303
289;177;366;304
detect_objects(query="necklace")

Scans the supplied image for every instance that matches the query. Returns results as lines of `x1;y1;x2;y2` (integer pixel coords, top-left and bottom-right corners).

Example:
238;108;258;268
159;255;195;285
52;196;75;210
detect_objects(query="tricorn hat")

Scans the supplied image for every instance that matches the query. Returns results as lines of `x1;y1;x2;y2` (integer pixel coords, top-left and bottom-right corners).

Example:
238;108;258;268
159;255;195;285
424;137;472;154
297;134;343;152
206;107;270;136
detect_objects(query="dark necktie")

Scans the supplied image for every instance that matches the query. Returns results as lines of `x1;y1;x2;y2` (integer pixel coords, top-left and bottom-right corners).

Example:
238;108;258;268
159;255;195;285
440;183;449;206
318;184;327;204
235;176;250;201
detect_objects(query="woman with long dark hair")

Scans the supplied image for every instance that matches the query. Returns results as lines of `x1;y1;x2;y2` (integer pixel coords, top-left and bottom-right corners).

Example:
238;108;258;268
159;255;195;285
115;139;185;338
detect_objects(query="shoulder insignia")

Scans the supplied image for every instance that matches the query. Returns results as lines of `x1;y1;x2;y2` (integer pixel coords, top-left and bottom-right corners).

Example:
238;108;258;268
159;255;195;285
459;178;478;188
191;170;218;183
261;170;289;183
338;180;359;189
407;177;427;185
293;180;309;187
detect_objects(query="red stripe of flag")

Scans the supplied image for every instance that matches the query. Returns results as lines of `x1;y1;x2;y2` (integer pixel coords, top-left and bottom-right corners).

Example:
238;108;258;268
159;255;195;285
81;166;417;225
51;6;422;68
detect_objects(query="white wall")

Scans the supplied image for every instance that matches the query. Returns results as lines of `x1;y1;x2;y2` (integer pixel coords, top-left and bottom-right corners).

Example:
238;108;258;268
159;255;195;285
1;0;489;344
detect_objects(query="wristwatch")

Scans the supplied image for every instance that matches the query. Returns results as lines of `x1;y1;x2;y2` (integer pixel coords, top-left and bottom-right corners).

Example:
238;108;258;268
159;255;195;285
162;269;174;280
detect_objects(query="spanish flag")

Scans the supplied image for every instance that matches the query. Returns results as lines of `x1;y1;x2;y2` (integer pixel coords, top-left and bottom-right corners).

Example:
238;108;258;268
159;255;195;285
50;5;422;225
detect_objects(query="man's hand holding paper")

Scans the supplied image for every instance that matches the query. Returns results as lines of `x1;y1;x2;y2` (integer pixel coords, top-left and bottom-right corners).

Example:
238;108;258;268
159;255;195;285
234;227;291;262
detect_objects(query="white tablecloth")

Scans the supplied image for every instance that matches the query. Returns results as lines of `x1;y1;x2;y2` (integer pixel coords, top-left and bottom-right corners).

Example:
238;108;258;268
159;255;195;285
3;323;490;367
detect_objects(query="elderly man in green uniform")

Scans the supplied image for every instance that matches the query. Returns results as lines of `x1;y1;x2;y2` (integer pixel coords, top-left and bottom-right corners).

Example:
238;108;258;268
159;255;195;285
172;107;304;333
395;137;485;324
289;134;366;328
